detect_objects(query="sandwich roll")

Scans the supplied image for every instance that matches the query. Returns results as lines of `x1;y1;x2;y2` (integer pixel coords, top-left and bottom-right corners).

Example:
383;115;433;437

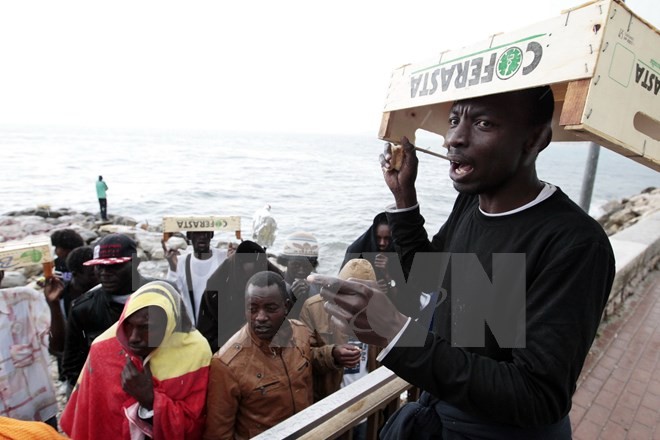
390;143;404;171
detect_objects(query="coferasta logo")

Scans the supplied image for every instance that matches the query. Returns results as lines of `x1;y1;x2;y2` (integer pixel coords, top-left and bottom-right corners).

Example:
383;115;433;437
409;37;544;98
497;47;524;79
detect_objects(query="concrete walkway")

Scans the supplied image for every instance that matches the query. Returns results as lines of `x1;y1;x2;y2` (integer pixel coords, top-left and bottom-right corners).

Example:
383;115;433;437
570;270;660;439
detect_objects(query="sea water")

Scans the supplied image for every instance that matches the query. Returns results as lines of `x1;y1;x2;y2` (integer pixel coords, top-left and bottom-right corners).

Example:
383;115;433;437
1;125;658;274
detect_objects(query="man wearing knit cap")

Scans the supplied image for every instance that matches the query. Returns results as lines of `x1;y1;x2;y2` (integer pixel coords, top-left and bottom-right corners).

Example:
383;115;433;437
62;233;155;390
277;231;320;319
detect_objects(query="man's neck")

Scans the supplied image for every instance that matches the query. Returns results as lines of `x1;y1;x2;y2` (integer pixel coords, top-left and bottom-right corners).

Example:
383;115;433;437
478;179;544;214
194;251;212;260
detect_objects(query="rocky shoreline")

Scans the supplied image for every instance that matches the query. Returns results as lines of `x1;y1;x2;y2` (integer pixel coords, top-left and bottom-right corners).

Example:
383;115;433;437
595;187;660;236
0;208;227;287
1;187;658;287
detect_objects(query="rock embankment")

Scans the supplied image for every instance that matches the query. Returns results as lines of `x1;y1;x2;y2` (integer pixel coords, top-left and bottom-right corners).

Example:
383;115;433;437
596;187;660;236
0;207;203;286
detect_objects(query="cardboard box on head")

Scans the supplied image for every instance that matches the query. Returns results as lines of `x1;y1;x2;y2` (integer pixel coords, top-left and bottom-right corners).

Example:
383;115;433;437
380;0;659;171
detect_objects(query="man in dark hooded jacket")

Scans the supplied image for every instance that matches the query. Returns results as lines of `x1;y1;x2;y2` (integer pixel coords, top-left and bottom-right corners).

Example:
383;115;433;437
197;240;283;353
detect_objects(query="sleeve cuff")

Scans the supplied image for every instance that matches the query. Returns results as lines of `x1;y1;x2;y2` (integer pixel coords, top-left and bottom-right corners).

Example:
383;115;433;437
385;203;419;213
376;317;411;362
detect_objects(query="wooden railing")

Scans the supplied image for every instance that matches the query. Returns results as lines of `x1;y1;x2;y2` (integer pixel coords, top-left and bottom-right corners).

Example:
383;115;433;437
252;367;414;440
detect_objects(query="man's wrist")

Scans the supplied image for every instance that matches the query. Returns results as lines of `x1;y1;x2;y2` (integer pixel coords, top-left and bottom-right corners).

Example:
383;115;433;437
330;345;339;364
394;191;418;210
384;313;409;344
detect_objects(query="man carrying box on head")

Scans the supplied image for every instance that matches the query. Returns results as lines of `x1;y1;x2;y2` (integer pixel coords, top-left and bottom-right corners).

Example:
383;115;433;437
313;86;615;439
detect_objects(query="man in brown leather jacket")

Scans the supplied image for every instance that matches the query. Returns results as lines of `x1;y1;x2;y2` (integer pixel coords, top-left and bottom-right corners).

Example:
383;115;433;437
203;271;360;440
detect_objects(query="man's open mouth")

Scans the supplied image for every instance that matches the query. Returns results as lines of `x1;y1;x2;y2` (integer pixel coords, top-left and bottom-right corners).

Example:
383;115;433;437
450;160;474;176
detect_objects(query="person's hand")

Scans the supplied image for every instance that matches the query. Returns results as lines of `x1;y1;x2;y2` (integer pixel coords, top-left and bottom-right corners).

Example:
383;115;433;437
161;239;179;272
377;278;390;294
332;344;362;368
291;278;311;301
379;137;419;209
121;356;154;410
374;253;389;272
227;242;237;258
308;274;408;347
43;276;65;304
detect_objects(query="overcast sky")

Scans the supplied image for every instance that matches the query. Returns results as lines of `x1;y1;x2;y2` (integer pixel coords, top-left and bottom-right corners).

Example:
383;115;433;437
0;0;657;135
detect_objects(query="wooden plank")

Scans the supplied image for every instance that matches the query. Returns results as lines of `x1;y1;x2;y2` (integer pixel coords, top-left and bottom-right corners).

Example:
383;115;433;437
252;367;410;440
162;216;241;233
378;111;392;140
0;240;53;271
299;377;410;440
559;79;591;126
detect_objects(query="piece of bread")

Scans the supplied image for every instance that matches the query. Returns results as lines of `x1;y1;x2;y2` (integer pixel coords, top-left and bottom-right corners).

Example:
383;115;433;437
338;259;376;282
390;144;404;171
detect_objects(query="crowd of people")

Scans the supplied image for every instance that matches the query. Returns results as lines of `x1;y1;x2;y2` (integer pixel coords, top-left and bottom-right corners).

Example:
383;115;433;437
0;86;616;439
0;215;400;439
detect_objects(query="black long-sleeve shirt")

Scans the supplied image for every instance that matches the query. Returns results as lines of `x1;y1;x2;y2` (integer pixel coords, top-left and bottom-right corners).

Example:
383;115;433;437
62;275;154;386
382;189;615;427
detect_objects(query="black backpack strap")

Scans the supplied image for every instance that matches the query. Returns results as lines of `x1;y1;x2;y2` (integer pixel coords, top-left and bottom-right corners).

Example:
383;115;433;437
185;254;196;324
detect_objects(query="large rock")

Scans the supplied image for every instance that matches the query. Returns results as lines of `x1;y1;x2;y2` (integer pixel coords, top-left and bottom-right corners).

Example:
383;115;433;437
135;230;167;260
138;260;169;280
0;223;25;241
597;187;660;236
112;216;138;227
19;264;44;279
21;217;52;235
72;227;99;244
0;271;27;288
98;225;137;238
166;236;188;251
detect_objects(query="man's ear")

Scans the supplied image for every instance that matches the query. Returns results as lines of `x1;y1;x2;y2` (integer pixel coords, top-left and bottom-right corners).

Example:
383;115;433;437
524;125;552;157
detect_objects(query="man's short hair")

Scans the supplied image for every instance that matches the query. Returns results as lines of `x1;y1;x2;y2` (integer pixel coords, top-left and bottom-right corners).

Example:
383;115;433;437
515;85;554;127
51;229;85;250
66;246;94;274
245;271;288;303
236;240;266;254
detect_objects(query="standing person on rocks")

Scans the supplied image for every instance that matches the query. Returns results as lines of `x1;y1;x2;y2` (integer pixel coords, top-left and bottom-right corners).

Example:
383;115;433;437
61;281;211;440
312;86;616;439
96;175;109;221
62;233;154;392
0;270;58;429
163;231;227;326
